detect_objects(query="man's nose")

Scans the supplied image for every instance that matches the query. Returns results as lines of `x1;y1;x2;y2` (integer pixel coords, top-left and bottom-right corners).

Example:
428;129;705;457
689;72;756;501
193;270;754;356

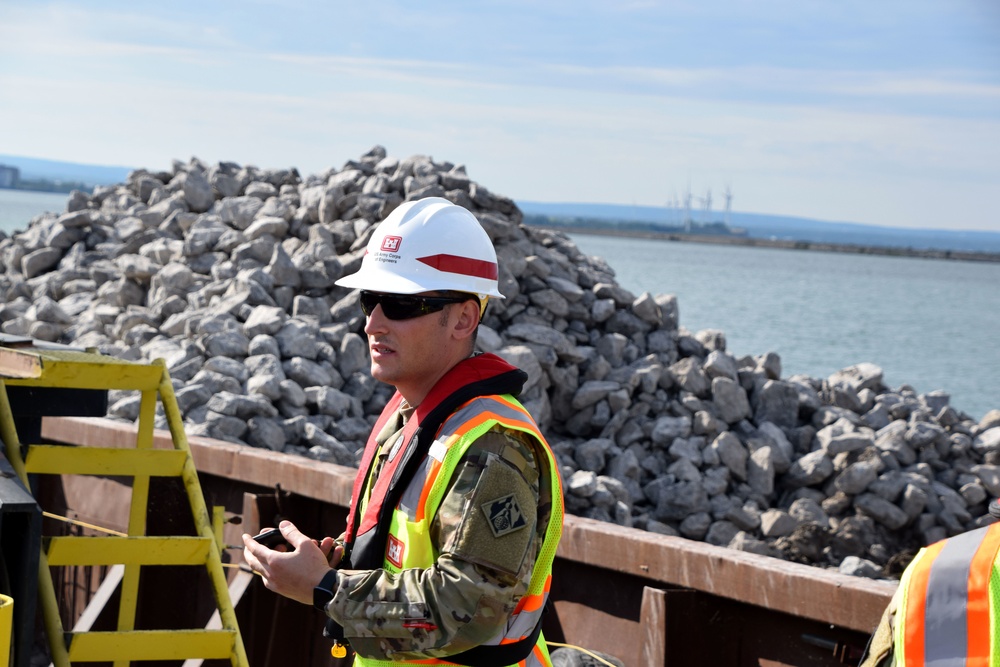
363;306;388;334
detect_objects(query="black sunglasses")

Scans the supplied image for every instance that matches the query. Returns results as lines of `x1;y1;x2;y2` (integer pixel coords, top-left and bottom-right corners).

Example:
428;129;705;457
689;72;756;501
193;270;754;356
359;291;474;321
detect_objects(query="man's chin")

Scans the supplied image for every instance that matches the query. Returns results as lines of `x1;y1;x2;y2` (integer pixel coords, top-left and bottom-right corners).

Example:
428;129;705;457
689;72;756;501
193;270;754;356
370;364;394;385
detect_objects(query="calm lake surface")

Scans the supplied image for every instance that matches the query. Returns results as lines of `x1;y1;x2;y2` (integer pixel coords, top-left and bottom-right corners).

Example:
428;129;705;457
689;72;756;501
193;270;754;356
568;232;1000;421
0;189;69;233
1;190;996;420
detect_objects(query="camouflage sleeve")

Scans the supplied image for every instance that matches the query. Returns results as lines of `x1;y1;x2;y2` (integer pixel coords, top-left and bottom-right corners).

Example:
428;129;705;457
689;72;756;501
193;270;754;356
858;583;902;667
326;426;547;662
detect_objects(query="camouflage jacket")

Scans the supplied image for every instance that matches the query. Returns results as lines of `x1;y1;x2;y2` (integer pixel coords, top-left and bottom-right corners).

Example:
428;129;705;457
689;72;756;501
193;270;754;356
325;405;556;662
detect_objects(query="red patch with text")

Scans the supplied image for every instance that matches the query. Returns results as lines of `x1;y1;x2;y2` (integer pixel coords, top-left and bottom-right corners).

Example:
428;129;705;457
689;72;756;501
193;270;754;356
386;534;405;568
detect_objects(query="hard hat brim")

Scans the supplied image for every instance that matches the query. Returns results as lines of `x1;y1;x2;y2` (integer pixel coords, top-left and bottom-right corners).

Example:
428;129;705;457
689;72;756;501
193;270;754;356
335;264;505;300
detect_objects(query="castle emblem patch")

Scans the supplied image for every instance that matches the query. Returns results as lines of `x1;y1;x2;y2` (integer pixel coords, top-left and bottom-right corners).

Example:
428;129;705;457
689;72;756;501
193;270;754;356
381;235;402;252
386;534;404;568
482;494;527;538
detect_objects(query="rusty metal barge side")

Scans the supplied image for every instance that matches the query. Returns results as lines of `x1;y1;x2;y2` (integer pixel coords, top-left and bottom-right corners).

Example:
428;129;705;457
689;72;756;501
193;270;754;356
39;415;896;667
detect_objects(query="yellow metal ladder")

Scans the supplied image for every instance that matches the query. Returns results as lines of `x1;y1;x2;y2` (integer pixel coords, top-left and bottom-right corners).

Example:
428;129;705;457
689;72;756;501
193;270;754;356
0;346;249;667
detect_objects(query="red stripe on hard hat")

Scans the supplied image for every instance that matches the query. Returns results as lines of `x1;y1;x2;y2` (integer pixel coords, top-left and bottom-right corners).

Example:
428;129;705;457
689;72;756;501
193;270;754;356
417;254;498;280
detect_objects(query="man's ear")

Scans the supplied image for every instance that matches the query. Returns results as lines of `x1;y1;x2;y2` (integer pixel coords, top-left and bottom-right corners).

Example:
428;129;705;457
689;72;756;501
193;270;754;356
451;300;481;342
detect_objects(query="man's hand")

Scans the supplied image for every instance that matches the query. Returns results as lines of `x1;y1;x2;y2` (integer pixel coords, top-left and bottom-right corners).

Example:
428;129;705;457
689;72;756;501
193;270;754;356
242;520;345;605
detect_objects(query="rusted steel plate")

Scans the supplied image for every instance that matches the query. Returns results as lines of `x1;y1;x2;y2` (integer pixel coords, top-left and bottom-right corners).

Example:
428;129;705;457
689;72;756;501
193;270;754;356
557;515;895;632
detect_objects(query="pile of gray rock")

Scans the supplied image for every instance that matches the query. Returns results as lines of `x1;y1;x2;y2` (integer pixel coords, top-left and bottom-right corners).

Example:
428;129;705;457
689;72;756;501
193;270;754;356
2;146;999;578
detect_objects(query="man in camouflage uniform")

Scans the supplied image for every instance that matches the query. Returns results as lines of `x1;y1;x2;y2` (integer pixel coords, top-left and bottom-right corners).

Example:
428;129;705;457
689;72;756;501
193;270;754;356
243;198;564;666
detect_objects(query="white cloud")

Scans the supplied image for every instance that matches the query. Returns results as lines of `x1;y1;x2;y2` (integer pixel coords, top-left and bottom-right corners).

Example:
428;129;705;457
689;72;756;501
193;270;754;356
1;1;997;231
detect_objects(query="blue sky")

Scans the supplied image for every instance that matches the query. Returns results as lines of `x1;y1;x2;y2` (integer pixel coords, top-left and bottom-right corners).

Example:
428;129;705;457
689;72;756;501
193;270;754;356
1;1;998;231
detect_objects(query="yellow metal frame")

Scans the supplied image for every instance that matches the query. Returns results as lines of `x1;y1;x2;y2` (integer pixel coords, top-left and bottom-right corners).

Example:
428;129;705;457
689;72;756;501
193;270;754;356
0;594;11;667
0;348;249;667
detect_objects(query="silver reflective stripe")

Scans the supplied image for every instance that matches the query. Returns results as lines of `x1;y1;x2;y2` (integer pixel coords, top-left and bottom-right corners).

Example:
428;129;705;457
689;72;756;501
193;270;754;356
525;650;545;667
397;396;528;518
398;454;435;517
505;595;547;640
441;397;530;435
923;525;989;666
477;597;547;647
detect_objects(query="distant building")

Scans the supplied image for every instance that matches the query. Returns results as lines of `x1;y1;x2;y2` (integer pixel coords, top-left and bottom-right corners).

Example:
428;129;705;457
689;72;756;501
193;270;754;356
0;164;19;189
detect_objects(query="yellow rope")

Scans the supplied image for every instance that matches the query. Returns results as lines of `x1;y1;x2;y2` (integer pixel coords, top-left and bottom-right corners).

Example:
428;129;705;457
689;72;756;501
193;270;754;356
42;511;127;537
545;641;619;666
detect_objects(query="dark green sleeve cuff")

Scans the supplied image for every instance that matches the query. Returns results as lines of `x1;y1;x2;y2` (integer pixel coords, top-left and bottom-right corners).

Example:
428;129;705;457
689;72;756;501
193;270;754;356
313;569;338;611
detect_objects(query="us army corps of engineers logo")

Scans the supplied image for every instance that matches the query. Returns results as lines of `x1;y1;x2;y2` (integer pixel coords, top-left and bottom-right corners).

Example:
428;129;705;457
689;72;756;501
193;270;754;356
482;494;527;538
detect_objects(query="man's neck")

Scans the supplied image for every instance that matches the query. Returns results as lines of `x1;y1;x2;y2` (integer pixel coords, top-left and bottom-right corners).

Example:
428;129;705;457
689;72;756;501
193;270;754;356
396;350;476;408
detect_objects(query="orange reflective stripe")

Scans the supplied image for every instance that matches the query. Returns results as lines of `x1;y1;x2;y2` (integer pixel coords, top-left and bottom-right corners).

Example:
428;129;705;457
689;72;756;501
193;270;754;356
460;412;495;432
449;399;548;451
415;456;442;521
967;523;1000;665
904;540;947;667
467;395;536;426
514;592;545;615
413;401;538;523
414;454;445;523
459;409;535;434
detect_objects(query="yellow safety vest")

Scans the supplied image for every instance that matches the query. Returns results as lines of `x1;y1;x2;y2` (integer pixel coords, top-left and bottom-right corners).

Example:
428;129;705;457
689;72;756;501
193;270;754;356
895;521;1000;666
354;393;563;667
341;354;564;667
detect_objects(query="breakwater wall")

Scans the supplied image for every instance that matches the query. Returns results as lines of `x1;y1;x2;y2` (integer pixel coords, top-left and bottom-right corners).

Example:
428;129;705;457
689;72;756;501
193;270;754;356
531;224;1000;263
1;146;999;577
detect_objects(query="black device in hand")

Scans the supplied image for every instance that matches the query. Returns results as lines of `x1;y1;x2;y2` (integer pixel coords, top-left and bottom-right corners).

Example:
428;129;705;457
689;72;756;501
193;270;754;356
253;528;291;549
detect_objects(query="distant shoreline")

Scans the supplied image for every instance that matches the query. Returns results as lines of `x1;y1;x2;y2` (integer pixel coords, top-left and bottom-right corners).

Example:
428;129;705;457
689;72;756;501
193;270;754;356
539;224;1000;264
3;187;995;263
0;184;85;196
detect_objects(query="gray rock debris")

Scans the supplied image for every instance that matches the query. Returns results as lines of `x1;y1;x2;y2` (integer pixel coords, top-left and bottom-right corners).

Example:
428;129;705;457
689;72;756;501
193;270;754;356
2;145;996;578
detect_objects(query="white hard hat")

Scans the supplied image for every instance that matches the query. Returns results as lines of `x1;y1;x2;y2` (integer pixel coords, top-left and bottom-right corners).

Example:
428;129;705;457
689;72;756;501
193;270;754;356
335;197;504;299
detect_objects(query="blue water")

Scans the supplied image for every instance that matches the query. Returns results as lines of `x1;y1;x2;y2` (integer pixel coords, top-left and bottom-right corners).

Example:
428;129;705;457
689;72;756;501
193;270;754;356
1;190;996;421
569;233;1000;422
0;189;69;233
